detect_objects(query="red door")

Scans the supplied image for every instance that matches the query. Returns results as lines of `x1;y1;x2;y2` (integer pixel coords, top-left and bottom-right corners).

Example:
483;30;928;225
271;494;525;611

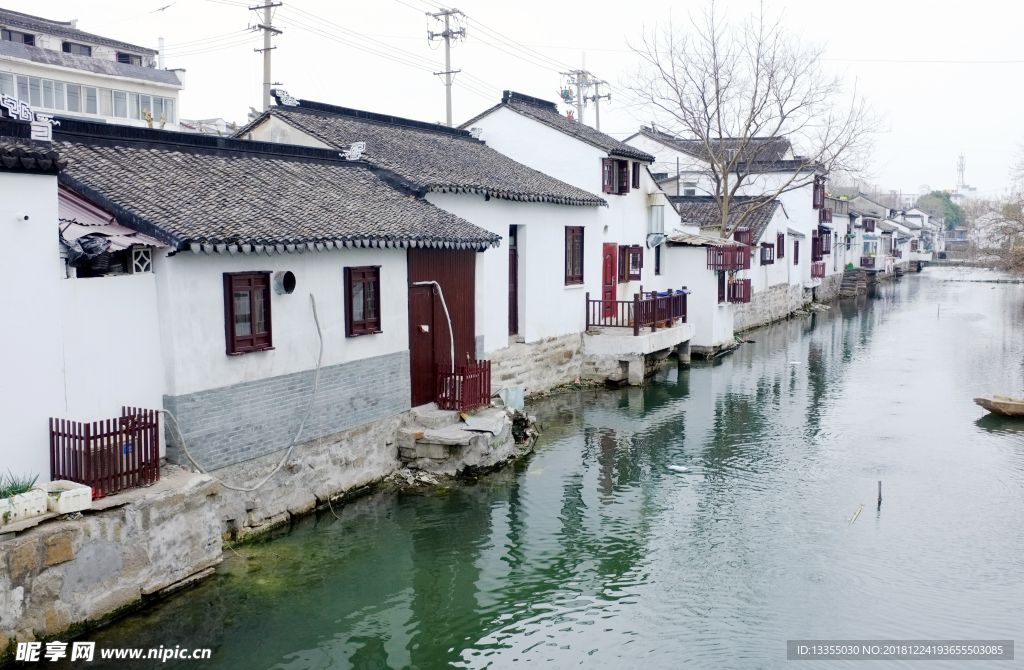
408;284;436;407
602;243;617;316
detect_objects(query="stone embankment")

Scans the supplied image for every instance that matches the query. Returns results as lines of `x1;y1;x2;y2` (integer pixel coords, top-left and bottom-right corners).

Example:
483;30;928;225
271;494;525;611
0;402;533;666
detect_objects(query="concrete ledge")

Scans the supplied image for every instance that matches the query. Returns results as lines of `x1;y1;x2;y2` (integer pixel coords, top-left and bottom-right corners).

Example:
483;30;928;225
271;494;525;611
583;323;694;357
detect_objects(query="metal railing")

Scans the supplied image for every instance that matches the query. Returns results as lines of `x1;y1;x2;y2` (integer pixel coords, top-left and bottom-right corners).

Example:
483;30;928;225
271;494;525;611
437;360;492;412
49;407;160;498
586;288;687;336
727;279;752;303
707;244;751;271
812;261;826;278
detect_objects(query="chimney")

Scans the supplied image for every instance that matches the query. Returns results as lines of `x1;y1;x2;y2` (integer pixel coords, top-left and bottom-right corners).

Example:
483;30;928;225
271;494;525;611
158;37;165;69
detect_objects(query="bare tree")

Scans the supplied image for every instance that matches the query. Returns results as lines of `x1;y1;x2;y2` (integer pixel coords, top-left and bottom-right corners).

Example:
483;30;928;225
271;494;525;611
625;0;879;237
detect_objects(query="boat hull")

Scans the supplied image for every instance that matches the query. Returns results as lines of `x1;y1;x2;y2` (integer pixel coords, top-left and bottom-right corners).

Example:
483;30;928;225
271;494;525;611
974;397;1024;417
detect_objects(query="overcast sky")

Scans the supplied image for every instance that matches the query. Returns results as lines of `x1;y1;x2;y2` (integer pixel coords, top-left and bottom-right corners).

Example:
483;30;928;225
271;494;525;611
15;0;1024;196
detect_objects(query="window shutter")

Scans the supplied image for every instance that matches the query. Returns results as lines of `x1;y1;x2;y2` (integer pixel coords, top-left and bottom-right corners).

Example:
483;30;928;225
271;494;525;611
617;160;630;194
777;232;785;259
632;162;641;189
602;159;615;193
794;240;799;265
618;245;628;282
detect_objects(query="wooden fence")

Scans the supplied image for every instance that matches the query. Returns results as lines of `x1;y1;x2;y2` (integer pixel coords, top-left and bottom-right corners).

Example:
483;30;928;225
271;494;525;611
727;279;752;303
437;360;492;412
586;289;687;336
49;407;160;498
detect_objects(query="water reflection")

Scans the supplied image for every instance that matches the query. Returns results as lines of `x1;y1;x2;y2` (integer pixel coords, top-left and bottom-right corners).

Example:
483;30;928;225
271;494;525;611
67;274;1024;669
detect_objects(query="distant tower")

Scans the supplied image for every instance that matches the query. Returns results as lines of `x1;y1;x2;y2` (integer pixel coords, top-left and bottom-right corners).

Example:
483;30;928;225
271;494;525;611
956;153;966;189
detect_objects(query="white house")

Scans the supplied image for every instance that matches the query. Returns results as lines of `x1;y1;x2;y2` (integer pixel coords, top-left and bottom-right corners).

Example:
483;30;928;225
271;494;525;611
459;91;693;380
236;91;610;392
1;114;501;491
0;7;183;130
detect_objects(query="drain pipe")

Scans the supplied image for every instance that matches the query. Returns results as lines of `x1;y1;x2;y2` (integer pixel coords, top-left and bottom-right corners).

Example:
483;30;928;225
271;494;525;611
413;281;455;373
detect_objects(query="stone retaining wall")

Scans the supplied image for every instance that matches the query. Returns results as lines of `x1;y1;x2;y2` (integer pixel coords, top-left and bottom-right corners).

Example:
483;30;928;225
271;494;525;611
0;473;222;659
733;283;809;333
487;333;583;395
814;273;845;303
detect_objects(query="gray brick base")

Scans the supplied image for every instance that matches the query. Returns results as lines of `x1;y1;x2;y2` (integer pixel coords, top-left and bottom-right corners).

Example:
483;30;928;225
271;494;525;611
164;351;411;471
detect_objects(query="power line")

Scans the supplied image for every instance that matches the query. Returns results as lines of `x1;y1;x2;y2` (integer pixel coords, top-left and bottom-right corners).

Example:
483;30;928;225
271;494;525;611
164;35;263;58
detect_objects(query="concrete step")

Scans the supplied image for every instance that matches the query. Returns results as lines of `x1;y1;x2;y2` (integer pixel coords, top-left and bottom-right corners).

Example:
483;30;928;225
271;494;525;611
407;403;463;429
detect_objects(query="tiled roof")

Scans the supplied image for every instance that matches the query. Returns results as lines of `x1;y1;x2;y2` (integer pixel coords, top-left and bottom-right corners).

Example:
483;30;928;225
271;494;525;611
634;126;792;163
667;195;784;244
462;91;655;162
236;98;605;207
0;136;66;172
0;41;180;86
0;7;157;54
48;119;499;254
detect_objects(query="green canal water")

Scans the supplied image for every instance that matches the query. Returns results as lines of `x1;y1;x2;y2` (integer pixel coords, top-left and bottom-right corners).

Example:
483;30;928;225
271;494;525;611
73;271;1024;669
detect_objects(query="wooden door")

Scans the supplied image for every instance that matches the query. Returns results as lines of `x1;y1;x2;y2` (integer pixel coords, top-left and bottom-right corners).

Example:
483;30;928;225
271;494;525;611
602;243;617;316
508;226;518;335
408;284;436;407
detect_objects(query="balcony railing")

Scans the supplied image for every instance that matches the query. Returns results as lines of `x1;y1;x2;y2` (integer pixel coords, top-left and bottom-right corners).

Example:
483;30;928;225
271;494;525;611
727;279;752;303
437;360;492;412
707;244;751;271
891;249;903;259
586;288;687;336
860;256;876;269
811;261;826;278
49;407;160;498
818;207;833;224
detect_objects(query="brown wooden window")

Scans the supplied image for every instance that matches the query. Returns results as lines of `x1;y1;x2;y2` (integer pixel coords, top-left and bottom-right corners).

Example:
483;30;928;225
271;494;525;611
655;244;661;275
760;242;775;265
601;158;631;195
793;240;800;265
618;245;628;282
224;272;272;355
632;162;641;189
116;52;143;66
565;226;584;284
345;266;382;336
62;42;92;57
734;227;753;246
777;232;785;259
628;245;643;280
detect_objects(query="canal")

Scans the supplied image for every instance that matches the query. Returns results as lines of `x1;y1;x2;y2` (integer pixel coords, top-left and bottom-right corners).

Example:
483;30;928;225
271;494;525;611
74;271;1024;669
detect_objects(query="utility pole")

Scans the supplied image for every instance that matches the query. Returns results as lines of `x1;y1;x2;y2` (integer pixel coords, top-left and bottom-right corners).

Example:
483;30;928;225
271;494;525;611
251;1;282;112
427;8;465;127
587;80;610;132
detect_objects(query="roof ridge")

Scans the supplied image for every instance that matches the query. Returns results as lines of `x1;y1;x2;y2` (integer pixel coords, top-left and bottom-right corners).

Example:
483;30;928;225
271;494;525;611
0;7;76;27
0;7;157;54
501;90;558;112
281;98;479;141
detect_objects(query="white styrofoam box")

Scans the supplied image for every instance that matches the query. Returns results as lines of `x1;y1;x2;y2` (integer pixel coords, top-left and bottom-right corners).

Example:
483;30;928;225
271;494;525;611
45;480;93;514
1;488;46;524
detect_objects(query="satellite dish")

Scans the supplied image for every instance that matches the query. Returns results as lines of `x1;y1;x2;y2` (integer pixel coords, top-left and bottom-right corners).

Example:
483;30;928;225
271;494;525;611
647;233;666;248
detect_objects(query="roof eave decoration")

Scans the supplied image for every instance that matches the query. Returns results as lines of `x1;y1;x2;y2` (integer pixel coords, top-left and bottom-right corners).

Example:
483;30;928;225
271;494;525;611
183;236;499;257
427;184;606;207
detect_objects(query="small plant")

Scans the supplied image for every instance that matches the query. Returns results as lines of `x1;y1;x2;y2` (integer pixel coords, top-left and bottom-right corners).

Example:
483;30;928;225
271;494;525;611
0;471;40;499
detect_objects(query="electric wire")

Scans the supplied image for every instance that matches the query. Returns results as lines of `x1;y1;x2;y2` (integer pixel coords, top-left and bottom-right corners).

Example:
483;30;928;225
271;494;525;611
162;294;324;493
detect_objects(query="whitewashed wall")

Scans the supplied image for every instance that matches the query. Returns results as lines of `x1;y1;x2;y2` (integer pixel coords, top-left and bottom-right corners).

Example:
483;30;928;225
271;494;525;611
660;245;733;349
0;173;64;481
153;248;409;398
425;192;594;350
244;114;333;148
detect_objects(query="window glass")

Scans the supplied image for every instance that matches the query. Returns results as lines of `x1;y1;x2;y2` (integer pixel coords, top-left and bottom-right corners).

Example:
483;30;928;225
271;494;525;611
352;281;364;321
53;82;65;110
28;77;40;106
16;75;28;103
0;73;13;98
113;90;127;117
649;205;664;235
233;291;252;336
152;96;164;122
128;93;140;119
99;88;112;116
254;289;266;333
164;98;175;123
140;95;152;118
66;84;81;112
42;80;53;108
85;87;97;114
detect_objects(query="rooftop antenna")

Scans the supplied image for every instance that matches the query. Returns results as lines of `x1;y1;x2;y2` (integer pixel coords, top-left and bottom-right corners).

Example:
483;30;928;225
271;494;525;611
957;152;966;189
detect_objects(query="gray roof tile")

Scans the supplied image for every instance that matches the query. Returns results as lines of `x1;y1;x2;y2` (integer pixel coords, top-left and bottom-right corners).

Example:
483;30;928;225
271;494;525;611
463;91;655;162
667;195;784;243
237;98;605;207
0;7;157;54
0;41;180;86
47;121;499;252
